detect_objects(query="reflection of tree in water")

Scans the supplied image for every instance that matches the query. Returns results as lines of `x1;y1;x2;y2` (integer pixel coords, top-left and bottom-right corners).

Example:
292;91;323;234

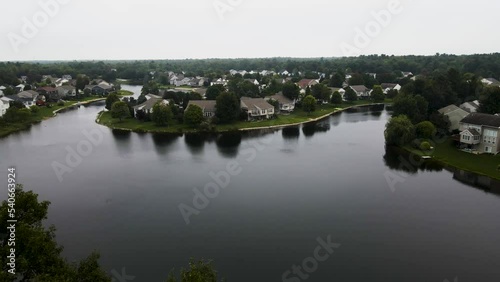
111;129;133;158
383;146;444;174
369;104;385;117
184;133;206;155
216;133;242;158
152;133;180;155
302;122;330;138
282;126;300;140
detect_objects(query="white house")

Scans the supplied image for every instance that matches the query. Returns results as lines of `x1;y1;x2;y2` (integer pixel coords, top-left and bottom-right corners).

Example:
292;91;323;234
349;85;370;98
56;85;76;98
266;92;295;113
438;105;470;132
380;83;402;94
133;98;169;116
481;78;500;86
0;97;12;117
459;113;500;154
240;97;275;120
460;100;480;113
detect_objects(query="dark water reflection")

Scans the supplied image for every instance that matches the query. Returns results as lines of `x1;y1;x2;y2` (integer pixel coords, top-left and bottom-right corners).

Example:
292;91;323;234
1;104;499;281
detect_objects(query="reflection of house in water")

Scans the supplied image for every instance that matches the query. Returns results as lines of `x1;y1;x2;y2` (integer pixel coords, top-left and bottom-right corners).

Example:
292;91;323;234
453;169;500;196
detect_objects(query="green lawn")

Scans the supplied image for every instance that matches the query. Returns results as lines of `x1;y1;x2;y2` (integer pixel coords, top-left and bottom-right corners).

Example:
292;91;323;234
405;139;500;180
97;100;388;133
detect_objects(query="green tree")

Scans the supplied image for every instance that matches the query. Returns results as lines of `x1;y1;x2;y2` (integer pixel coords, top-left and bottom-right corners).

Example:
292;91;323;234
206;85;225;100
329;73;344;88
393;93;428;124
282;82;300;100
415;121;436;139
184;104;204;127
76;75;89;94
311;84;332;102
479;86;500;114
302;95;317;114
111;101;131;121
3;107;31;123
331;91;343;104
344;87;358;102
385;115;416;146
386;89;399;99
0;186;111;282
152;102;173;126
166;258;225;282
216;92;240;124
370;85;385;102
105;93;120;110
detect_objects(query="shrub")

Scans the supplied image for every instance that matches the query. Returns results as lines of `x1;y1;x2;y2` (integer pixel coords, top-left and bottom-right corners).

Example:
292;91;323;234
30;105;39;114
57;101;65;106
420;141;431;151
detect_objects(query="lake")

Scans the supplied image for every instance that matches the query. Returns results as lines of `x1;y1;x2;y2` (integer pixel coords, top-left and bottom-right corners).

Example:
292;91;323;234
0;87;499;281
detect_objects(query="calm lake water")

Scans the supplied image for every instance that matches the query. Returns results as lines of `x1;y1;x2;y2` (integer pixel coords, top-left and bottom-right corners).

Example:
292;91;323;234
0;86;499;281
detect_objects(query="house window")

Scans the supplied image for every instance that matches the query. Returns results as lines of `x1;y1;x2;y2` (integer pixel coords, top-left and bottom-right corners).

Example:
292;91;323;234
485;147;491;153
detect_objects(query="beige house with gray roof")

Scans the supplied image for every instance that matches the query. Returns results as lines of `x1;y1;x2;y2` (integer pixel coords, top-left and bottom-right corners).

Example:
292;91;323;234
240;97;274;121
185;100;216;118
459;113;500;154
266;92;295;113
438;105;470;131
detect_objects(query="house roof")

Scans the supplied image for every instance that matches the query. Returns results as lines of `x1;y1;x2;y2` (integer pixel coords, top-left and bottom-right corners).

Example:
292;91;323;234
186;100;216;113
57;85;75;91
241;97;274;111
17;90;39;99
267;92;293;104
483;78;500;85
380;83;398;89
461;128;481;136
133;97;167;111
350;85;369;92
460;113;500;128
37;86;57;92
297;79;317;89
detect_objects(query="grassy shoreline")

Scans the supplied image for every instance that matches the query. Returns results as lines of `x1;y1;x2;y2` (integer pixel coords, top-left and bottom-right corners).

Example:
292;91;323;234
402;139;500;181
96;100;389;134
0;90;133;138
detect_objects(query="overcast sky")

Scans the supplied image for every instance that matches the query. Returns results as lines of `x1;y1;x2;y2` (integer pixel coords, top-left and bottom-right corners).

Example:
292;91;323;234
0;0;499;61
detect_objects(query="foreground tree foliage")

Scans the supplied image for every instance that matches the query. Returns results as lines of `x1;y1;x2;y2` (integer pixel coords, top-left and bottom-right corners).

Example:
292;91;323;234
166;259;226;282
415;121;437;139
0;186;111;282
344;87;358;102
385;115;416;146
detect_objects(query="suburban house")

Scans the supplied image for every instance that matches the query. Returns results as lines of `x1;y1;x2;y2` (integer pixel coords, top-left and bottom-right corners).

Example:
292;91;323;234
0;86;5;97
185;100;217;118
380;83;402;94
458;113;500;154
0;97;12;117
266;92;295;113
145;94;162;100
401;72;414;78
86;82;113;95
7;90;43;107
15;84;25;93
133;97;169;116
37;86;59;101
244;79;260;86
211;78;228;86
349;85;370;98
460;100;480;113
240;97;275;121
438;105;470;131
297;79;319;89
56;85;77;98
